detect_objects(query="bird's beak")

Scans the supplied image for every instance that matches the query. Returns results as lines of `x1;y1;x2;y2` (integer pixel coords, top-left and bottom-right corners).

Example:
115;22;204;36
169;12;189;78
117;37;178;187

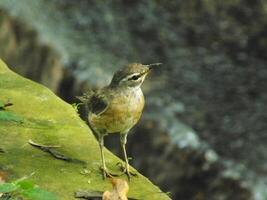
139;63;161;77
142;63;162;75
146;63;162;70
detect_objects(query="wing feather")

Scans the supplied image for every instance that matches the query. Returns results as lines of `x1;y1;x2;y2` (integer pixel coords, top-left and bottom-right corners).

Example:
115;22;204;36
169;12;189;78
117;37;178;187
77;89;109;116
89;92;108;115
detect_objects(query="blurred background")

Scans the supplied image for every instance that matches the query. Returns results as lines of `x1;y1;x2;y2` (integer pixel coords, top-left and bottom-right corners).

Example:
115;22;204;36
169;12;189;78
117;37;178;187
0;0;267;199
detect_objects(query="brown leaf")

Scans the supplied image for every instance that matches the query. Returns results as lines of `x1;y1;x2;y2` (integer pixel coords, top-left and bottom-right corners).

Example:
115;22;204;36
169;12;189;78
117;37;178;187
0;171;7;198
102;178;129;200
0;171;7;183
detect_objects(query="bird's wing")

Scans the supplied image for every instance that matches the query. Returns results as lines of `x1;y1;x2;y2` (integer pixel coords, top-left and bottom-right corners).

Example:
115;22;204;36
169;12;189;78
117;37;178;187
76;90;94;103
88;92;109;115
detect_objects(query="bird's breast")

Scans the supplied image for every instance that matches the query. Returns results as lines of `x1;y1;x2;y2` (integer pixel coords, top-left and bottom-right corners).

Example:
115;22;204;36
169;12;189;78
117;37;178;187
89;88;144;133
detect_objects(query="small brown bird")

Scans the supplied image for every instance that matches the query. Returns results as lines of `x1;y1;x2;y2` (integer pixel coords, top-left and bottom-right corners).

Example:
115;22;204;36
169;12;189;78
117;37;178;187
79;63;161;179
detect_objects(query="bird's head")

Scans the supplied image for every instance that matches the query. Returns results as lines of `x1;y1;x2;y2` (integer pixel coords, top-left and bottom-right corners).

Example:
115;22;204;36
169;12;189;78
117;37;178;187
110;63;161;88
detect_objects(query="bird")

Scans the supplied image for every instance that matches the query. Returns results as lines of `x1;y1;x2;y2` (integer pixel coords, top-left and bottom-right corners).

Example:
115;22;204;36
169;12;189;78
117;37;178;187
78;63;161;179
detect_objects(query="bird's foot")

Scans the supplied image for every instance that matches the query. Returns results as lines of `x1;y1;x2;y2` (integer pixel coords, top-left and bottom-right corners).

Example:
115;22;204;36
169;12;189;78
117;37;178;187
116;162;138;180
100;166;119;179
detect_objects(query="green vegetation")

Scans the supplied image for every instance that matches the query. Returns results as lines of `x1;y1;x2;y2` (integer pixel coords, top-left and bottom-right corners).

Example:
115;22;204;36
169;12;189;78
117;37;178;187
71;103;83;114
0;177;58;200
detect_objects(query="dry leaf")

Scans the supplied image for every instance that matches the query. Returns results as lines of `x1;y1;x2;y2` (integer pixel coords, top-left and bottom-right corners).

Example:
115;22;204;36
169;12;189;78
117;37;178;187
102;178;129;200
0;171;7;183
0;171;7;198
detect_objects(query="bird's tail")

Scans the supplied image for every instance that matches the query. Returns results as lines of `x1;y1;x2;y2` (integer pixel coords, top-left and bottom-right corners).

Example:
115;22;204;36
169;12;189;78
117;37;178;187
76;90;99;139
76;90;95;114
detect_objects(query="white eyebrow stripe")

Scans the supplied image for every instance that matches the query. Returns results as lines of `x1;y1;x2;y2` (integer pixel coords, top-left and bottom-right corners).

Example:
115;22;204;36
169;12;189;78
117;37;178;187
121;73;140;82
128;73;140;78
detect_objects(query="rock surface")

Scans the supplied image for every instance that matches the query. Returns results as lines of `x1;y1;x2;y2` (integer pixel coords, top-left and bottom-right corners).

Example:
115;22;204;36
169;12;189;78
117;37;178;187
0;59;170;200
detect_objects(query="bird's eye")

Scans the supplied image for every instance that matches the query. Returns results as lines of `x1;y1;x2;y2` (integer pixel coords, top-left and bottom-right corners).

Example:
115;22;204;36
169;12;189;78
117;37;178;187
130;75;139;81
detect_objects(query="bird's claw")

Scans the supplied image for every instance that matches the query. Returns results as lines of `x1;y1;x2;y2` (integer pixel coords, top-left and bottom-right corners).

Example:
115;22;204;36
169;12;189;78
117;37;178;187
99;166;119;179
116;162;138;179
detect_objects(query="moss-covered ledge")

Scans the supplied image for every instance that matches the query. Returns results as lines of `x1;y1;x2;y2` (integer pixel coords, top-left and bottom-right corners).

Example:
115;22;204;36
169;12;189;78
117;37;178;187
0;59;170;200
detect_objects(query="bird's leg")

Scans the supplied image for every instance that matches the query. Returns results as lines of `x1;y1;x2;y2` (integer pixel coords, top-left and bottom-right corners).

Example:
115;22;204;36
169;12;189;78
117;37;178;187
119;133;137;179
99;134;107;178
98;134;112;179
98;134;118;179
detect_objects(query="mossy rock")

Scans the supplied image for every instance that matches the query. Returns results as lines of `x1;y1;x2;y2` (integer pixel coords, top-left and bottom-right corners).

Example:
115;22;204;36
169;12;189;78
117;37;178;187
0;59;170;200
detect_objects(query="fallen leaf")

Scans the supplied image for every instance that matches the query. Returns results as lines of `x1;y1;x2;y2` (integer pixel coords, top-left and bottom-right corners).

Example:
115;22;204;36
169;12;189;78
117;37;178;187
102;178;129;200
0;171;7;198
0;171;7;183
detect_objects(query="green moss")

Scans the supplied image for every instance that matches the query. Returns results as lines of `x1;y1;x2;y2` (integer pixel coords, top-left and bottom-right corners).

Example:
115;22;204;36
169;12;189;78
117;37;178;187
0;59;170;200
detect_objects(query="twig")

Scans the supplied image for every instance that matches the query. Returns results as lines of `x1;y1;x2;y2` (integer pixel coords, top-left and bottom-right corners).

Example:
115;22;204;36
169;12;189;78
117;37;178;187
75;191;102;199
28;139;61;148
0;148;5;153
4;103;13;108
28;140;85;164
74;191;139;200
0;102;13;110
